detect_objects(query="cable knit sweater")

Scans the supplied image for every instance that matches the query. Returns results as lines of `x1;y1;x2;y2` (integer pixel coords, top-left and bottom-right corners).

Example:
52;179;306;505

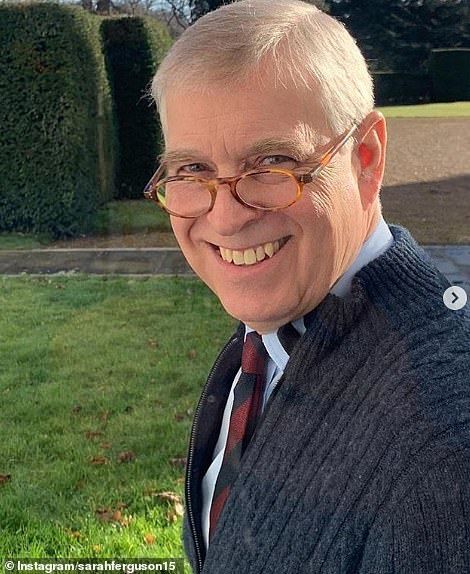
183;225;470;574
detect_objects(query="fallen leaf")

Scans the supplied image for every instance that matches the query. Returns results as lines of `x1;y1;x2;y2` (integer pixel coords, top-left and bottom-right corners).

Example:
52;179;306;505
188;349;197;359
85;430;103;440
117;450;135;463
155;491;181;504
0;474;11;486
111;510;122;522
95;506;131;527
147;338;159;348
166;501;184;522
169;457;186;469
90;455;109;465
156;491;184;523
95;507;113;522
100;442;112;450
144;533;156;545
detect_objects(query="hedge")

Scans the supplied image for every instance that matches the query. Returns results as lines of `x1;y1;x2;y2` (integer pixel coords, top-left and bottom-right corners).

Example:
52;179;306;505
0;4;116;237
430;49;470;103
372;72;431;106
101;17;172;199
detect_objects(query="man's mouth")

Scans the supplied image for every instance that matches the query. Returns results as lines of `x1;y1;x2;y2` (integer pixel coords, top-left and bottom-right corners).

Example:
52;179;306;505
216;236;290;266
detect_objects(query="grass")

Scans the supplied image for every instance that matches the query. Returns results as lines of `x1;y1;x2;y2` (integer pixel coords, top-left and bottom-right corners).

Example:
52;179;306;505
379;101;470;117
92;200;171;236
0;232;54;250
0;200;172;250
0;275;236;561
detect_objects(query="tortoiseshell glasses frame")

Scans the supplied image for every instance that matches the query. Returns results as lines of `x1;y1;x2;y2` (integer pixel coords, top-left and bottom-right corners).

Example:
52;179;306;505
143;123;358;219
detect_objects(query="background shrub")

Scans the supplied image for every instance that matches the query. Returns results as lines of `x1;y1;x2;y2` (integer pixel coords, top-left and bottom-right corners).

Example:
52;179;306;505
373;72;432;106
0;4;116;237
101;17;172;200
430;49;470;103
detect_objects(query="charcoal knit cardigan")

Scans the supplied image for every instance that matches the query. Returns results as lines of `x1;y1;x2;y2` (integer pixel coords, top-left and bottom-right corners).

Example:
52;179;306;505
183;225;470;574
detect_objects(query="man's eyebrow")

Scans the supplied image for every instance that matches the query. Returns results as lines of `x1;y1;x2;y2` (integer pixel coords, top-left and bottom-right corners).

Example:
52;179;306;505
158;149;203;165
244;137;317;161
159;136;320;166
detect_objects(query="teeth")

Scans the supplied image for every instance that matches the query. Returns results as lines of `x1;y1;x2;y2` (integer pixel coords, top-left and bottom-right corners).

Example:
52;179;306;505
219;238;287;265
244;248;257;265
264;242;274;258
256;246;265;262
232;250;245;265
220;247;232;263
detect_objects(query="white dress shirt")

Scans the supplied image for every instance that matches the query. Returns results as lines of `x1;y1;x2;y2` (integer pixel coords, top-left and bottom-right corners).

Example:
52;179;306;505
201;216;394;549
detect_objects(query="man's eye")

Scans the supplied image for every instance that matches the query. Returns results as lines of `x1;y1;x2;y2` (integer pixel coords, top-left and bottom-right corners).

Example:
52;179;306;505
259;155;297;167
179;163;210;174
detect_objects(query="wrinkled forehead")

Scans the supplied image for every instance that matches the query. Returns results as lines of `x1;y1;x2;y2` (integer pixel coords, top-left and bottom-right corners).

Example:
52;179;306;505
160;76;331;161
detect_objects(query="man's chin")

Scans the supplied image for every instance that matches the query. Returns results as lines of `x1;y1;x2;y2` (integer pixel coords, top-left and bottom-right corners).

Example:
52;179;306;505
218;296;294;334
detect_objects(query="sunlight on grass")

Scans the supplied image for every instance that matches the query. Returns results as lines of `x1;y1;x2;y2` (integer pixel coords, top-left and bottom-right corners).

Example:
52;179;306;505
0;232;53;250
0;201;171;250
93;200;171;236
379;101;470;117
0;275;236;559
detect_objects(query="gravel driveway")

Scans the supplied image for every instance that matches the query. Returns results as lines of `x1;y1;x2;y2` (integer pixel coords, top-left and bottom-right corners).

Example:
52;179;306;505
382;117;470;244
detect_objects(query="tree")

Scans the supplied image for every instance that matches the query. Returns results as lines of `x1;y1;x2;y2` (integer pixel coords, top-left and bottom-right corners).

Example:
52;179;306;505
326;0;470;72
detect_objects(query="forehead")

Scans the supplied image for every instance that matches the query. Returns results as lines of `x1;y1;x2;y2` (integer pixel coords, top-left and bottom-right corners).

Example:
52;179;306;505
161;79;329;160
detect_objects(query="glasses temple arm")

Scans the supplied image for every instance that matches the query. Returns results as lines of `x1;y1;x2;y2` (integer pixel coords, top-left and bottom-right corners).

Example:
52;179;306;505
319;123;359;166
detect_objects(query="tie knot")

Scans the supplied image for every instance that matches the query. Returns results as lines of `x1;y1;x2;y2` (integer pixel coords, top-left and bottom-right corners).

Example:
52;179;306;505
242;332;267;375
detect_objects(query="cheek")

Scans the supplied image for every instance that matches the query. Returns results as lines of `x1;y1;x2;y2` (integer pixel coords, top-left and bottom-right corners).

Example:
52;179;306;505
306;171;359;225
170;218;190;245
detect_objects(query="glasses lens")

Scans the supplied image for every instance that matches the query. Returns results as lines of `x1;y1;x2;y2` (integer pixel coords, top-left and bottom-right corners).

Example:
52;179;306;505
157;179;213;217
236;171;299;209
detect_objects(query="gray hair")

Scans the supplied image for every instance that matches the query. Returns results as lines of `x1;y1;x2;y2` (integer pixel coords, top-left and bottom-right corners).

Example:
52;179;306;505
150;0;374;136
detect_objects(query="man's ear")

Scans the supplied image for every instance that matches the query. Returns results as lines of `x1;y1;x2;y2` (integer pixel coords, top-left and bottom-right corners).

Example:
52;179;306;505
354;111;387;210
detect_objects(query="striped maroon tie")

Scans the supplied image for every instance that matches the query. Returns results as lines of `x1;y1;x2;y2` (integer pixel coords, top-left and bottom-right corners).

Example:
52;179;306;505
209;331;267;541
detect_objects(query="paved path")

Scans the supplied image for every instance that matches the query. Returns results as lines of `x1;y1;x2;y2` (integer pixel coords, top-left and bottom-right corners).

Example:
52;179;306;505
0;246;468;291
425;245;470;290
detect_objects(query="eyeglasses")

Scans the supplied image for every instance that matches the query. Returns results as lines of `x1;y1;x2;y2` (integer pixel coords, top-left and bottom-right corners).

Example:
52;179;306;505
143;123;357;219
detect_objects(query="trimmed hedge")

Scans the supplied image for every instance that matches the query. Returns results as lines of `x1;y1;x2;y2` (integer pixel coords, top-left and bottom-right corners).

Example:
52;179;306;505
373;72;431;106
430;49;470;103
101;17;172;199
0;4;116;237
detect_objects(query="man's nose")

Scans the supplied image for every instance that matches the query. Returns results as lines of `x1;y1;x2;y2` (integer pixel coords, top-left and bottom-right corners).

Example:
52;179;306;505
204;181;262;236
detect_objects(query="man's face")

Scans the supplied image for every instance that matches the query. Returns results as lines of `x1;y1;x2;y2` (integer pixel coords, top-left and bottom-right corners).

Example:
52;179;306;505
163;79;371;333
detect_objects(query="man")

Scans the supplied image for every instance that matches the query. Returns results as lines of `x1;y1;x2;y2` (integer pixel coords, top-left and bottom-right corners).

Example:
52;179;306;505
144;0;470;572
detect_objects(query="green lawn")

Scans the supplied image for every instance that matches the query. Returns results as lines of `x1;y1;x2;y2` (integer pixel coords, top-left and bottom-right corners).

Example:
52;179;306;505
92;200;171;236
379;101;470;117
0;275;235;561
0;200;172;250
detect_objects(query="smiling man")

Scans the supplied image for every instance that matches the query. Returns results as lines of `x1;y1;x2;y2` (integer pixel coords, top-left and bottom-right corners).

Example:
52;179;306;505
145;1;470;572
